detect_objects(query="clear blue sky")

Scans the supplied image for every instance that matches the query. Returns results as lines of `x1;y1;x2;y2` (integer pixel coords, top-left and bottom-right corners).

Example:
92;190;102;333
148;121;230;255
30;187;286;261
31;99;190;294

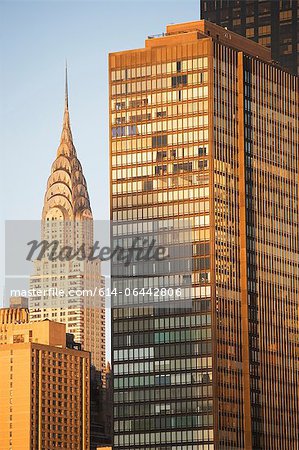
0;0;199;311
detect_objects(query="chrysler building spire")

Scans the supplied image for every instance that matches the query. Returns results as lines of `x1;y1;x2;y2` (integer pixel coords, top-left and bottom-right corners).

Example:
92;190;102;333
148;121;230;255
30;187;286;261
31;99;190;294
42;67;92;222
65;60;68;110
59;62;74;152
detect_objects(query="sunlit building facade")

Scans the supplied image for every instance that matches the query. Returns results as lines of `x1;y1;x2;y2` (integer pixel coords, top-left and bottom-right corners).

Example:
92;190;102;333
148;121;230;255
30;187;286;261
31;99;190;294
201;0;299;75
0;319;90;450
110;20;299;449
29;71;105;372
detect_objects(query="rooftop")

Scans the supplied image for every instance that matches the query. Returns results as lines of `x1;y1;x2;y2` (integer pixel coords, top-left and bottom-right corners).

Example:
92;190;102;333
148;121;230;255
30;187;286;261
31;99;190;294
145;20;272;63
110;20;273;66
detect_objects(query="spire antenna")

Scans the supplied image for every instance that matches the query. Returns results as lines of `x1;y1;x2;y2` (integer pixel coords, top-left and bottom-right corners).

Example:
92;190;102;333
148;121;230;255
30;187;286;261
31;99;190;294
65;60;68;110
60;60;73;148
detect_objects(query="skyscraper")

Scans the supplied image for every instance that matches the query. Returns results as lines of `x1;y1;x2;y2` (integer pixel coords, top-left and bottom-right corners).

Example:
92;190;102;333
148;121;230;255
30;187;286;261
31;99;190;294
201;0;299;75
0;319;90;450
110;20;299;449
29;69;105;372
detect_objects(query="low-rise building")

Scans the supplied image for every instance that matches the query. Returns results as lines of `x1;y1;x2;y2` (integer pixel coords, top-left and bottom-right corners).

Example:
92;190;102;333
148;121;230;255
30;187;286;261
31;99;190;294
0;316;90;450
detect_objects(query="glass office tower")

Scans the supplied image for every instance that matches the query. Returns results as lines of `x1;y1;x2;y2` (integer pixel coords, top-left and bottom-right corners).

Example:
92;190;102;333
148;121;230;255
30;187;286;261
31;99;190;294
110;20;299;450
201;0;299;75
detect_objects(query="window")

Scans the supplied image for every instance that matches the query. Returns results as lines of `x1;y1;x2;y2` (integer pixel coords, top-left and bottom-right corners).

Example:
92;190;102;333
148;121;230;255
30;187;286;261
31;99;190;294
233;18;241;25
173;162;192;173
259;36;271;46
280;10;292;21
115;117;126;124
198;146;208;156
172;75;187;88
155;165;167;175
246;16;254;24
152;134;167;148
115;102;126;110
112;126;126;138
143;181;153;191
156;151;167;161
246;28;255;38
156;110;167;118
198;159;209;170
258;25;271;36
155;374;171;386
13;334;24;343
127;125;138;136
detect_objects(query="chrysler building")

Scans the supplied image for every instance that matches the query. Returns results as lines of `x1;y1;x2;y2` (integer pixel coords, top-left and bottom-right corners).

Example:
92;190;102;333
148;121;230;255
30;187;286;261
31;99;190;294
29;68;105;372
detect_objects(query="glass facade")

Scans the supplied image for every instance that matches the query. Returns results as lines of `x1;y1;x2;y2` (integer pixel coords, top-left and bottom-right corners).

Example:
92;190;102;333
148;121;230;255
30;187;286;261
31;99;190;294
201;0;299;76
110;20;299;450
239;54;299;449
110;32;213;450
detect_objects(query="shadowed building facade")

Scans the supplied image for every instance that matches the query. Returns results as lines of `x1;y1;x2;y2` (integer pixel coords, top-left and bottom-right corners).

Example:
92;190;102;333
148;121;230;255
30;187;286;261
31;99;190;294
201;0;299;75
29;70;105;372
90;363;113;450
109;20;299;450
